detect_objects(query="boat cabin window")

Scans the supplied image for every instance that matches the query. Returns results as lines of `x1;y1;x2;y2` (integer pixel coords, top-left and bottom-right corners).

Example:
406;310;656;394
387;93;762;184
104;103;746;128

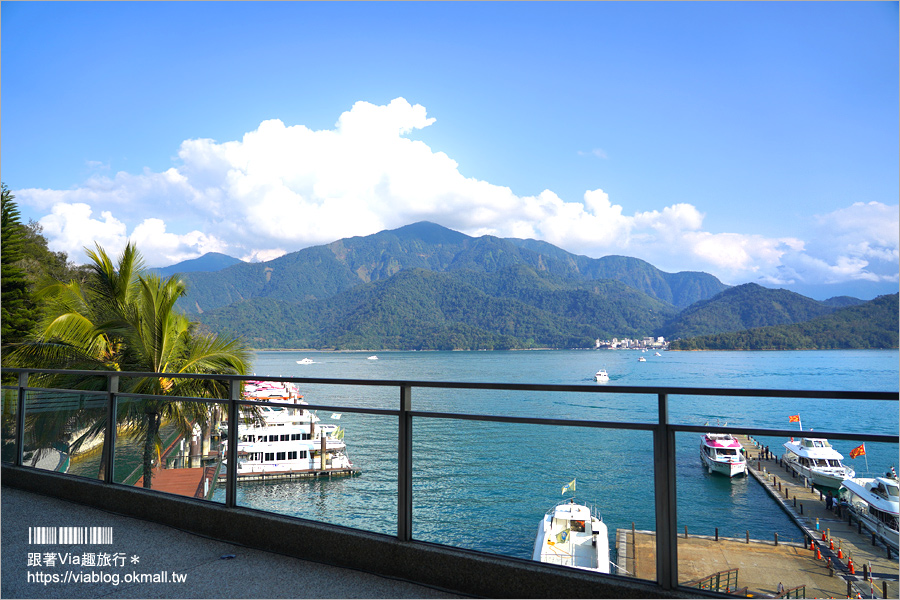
241;435;256;442
264;452;274;461
280;434;289;441
719;448;737;456
570;520;585;532
276;452;286;460
288;451;298;460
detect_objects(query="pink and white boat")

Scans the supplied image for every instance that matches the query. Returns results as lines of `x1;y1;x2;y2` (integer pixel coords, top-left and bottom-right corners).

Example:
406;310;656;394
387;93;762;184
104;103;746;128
700;433;747;477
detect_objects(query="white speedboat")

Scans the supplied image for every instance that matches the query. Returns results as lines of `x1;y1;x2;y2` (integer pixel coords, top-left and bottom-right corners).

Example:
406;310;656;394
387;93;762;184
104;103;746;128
699;433;747;477
594;369;609;382
296;358;314;364
638;356;646;362
655;352;661;357
367;355;378;360
533;499;609;573
782;438;855;488
840;474;899;551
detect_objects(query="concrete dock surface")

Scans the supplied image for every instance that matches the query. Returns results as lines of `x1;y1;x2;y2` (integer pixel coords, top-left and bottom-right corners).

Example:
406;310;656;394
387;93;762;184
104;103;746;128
1;486;466;599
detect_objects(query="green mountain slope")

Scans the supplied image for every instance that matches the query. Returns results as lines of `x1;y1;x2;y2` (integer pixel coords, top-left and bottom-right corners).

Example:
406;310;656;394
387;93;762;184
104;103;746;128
197;265;676;350
660;283;837;339
177;222;728;313
669;294;899;350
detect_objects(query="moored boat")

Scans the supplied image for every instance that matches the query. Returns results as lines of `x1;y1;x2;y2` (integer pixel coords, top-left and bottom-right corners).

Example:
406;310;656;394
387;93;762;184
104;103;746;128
840;474;899;551
533;498;610;573
699;433;747;477
220;380;359;479
782;438;854;489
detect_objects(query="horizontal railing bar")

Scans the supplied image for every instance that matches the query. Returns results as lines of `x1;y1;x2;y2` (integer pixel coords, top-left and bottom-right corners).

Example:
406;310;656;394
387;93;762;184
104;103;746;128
239;399;400;418
3;368;896;401
410;410;656;431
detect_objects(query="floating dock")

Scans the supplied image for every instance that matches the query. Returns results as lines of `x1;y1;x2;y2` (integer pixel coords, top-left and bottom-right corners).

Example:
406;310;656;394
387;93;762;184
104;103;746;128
217;466;362;482
616;437;898;598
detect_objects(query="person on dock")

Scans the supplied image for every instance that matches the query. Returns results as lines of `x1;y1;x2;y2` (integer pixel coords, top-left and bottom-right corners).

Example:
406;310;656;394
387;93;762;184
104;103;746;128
826;491;833;510
776;582;785;596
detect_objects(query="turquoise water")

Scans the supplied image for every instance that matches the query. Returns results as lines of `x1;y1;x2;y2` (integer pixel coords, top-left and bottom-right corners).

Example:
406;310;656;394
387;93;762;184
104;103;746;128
215;349;899;562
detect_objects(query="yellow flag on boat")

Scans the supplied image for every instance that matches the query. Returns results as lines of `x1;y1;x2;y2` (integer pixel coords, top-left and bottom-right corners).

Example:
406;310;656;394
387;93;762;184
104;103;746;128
849;444;865;459
561;479;576;495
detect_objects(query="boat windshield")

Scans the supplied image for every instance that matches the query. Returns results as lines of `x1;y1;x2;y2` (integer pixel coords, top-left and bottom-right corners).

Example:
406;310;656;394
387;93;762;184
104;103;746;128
719;449;737;456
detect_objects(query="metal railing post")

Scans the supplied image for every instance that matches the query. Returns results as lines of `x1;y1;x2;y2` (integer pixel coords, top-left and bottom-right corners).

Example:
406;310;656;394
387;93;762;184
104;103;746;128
225;379;240;508
654;392;678;590
398;384;413;541
15;371;28;467
101;374;119;483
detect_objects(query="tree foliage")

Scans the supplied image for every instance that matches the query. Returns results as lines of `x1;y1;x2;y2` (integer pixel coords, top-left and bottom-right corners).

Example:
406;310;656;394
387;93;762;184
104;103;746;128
6;243;252;487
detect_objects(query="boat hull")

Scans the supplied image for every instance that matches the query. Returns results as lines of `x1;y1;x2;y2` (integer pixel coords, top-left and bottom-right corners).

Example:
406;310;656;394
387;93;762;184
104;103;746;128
700;452;747;477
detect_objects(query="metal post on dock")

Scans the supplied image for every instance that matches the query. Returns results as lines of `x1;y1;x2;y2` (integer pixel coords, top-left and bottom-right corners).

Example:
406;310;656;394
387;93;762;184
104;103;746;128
715;527;718;542
774;532;778;547
746;530;749;544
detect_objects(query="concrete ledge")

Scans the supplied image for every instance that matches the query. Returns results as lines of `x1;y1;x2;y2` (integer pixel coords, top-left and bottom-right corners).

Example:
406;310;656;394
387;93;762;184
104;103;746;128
2;465;708;598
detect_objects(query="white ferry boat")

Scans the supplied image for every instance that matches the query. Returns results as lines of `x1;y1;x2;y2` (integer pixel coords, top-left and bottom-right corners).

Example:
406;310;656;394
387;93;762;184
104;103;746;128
782;438;854;489
533;498;609;573
699;433;747;477
840;474;899;551
220;381;359;479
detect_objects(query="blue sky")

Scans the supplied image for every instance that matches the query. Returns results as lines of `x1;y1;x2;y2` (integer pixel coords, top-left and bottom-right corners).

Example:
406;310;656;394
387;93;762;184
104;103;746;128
3;1;898;300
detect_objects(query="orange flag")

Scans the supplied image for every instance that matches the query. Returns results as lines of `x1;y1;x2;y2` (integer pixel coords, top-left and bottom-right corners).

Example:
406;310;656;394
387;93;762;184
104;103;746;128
788;415;800;423
849;444;865;459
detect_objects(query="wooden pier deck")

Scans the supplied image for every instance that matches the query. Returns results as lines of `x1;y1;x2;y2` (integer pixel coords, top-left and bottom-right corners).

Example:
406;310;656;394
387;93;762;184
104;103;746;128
616;436;898;598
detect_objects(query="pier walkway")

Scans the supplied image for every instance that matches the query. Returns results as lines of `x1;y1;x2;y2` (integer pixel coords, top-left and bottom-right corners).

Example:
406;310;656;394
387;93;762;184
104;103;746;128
617;436;898;598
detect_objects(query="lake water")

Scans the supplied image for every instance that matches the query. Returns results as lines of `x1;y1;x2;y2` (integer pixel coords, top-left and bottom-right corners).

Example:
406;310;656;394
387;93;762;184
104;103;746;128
213;349;899;565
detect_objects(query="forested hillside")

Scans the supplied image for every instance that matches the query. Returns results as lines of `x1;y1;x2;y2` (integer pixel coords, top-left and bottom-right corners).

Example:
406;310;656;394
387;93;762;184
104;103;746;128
660;283;838;339
197;265;678;350
177;222;729;314
669;294;899;350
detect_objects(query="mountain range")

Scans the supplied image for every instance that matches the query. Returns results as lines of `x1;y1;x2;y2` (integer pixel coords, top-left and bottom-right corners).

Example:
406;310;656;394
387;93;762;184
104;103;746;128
164;222;894;350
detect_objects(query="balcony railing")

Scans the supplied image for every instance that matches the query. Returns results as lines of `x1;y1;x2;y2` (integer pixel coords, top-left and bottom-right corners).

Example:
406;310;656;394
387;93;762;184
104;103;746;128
2;367;898;595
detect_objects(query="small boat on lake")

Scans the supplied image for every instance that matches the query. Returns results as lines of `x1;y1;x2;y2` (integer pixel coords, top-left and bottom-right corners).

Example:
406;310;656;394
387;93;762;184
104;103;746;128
638;356;646;362
594;369;609;382
367;355;378;360
840;473;899;551
655;352;662;357
533;498;609;573
699;433;747;477
296;358;314;364
782;438;854;488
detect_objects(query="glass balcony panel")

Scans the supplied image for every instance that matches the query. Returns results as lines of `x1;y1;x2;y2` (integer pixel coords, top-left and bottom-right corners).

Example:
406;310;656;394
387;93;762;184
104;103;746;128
113;396;225;502
221;407;396;535
2;387;18;464
22;390;106;478
412;418;657;581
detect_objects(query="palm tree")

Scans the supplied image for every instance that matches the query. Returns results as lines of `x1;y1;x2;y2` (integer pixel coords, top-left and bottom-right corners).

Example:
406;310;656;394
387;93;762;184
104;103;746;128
8;242;251;488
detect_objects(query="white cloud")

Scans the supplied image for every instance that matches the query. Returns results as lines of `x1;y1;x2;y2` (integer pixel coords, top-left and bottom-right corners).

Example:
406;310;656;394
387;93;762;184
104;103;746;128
12;98;900;293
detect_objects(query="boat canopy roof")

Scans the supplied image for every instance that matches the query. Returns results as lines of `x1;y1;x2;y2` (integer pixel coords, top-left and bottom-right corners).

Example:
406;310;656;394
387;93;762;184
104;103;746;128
784;438;844;460
703;433;742;449
552;502;592;522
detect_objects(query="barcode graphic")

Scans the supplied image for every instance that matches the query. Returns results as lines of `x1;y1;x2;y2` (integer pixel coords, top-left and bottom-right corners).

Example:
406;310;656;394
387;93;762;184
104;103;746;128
28;527;113;545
